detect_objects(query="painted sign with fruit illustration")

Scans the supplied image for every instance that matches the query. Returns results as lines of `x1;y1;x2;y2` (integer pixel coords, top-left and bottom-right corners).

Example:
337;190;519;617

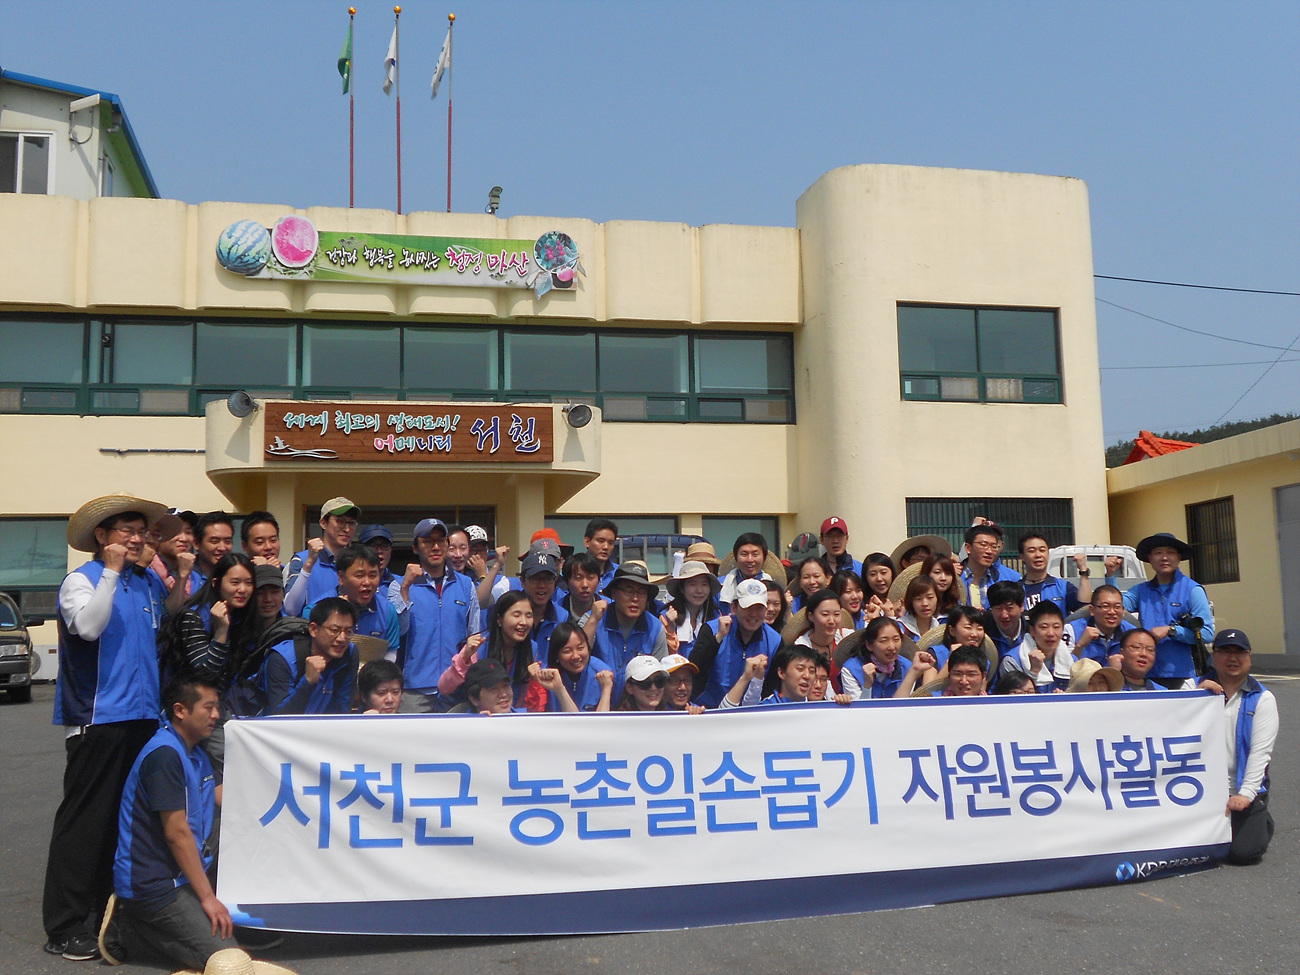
216;216;583;296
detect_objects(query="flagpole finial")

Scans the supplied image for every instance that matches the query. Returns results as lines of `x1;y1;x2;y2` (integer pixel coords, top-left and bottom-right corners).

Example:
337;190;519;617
394;5;401;14
448;12;456;21
348;6;355;14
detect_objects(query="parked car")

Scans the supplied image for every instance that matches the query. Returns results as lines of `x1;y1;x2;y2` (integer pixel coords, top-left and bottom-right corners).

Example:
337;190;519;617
1047;544;1146;592
0;593;35;703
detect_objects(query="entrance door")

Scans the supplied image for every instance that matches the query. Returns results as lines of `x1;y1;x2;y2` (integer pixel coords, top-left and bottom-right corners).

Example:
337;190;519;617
1276;484;1300;655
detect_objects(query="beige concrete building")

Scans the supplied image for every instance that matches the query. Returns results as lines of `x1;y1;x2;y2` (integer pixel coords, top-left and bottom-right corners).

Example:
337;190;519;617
1108;419;1300;655
1;161;1112;657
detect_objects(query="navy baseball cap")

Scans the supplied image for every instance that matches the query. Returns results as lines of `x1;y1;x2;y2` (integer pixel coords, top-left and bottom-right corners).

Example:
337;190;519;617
1212;629;1252;652
413;518;448;540
520;551;562;579
359;524;393;544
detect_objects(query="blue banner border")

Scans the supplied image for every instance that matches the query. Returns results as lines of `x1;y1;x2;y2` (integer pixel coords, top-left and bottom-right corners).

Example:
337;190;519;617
230;843;1228;936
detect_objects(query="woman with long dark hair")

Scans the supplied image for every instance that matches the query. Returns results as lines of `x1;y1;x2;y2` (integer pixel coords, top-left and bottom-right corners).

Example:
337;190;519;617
157;552;260;689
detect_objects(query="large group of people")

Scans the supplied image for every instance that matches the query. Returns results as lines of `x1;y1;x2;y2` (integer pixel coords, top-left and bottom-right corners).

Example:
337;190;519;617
40;494;1278;971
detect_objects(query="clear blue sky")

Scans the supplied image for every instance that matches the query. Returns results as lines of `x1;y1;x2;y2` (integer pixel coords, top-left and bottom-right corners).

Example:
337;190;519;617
4;0;1297;445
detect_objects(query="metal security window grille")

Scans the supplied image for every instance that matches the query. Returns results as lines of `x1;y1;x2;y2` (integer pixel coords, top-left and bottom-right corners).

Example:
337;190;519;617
897;304;1062;404
906;498;1075;570
1185;496;1239;585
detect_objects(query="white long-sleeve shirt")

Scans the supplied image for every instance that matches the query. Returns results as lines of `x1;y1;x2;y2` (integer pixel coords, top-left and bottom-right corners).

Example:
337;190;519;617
58;567;121;640
1226;684;1278;801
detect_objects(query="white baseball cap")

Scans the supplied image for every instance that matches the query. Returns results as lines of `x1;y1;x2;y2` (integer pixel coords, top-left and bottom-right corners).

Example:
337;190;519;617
625;655;668;683
734;577;768;609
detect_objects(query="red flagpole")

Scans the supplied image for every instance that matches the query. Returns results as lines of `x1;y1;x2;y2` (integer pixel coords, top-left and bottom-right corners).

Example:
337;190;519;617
446;13;454;213
394;7;403;214
349;9;355;208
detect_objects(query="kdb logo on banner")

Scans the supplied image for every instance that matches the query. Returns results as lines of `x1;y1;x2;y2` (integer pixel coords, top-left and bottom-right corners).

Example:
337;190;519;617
218;693;1231;937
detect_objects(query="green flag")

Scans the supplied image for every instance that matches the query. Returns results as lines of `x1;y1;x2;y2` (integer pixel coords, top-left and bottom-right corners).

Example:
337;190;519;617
338;21;353;94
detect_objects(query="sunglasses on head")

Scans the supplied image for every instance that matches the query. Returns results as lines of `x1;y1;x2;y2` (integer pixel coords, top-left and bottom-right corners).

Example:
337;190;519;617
633;674;667;689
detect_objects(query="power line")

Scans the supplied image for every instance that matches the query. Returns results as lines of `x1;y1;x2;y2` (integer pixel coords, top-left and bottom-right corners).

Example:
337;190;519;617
1095;297;1298;351
1095;274;1300;297
1102;358;1300;370
1209;333;1300;426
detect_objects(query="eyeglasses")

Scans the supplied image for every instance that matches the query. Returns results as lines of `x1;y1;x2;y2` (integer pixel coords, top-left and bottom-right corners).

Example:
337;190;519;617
320;624;355;638
330;517;359;530
633;675;667;689
1092;602;1124;611
111;526;160;542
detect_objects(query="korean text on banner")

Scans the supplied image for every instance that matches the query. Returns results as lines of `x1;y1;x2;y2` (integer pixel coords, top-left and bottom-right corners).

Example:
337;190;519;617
217;693;1231;936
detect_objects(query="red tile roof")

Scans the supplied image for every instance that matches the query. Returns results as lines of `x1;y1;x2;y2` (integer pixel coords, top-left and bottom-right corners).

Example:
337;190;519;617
1123;430;1199;465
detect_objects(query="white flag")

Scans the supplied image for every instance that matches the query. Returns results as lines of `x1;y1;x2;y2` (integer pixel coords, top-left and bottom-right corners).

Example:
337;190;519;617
383;26;398;94
430;28;451;99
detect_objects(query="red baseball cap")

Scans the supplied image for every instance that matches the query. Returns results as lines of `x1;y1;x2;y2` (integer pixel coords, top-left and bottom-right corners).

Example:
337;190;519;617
820;517;848;536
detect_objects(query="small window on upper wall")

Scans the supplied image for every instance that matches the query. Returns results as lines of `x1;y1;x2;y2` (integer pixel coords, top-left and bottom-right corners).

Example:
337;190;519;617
1186;496;1239;585
897;304;1061;404
505;331;596;393
0;319;84;383
195;322;296;388
0;132;53;194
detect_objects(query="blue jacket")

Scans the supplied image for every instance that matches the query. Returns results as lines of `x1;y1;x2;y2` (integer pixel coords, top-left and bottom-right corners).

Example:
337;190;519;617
697;619;781;709
55;561;166;727
550;659;613;711
1022;575;1083;614
1200;671;1270;795
287;547;341;608
960;560;1022;608
307;592;400;659
842;654;912;699
1123;570;1213;679
1069;618;1136;664
114;723;215;904
262;639;358;714
990;623;1026;662
530;600;570;669
396;570;479;692
592;610;664;698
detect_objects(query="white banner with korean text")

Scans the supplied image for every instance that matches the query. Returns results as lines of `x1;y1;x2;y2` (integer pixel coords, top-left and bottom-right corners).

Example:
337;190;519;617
218;693;1232;935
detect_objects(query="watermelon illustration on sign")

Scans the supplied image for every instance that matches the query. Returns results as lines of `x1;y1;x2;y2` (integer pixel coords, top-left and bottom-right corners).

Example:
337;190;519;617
271;215;319;269
215;220;271;275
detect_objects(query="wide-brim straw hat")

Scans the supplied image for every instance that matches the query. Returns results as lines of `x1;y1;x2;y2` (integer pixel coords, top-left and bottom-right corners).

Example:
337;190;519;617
718;550;788;588
889;534;954;570
781;605;857;646
831;619;913;667
912;676;950;698
887;562;925;603
1066;657;1123;693
683;541;722;571
918;626;999;678
666;561;722;600
352;635;391;666
67;494;168;553
173;947;297;975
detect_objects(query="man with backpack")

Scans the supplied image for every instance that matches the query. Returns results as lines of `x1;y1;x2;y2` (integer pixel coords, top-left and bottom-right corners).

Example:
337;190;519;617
259;597;359;715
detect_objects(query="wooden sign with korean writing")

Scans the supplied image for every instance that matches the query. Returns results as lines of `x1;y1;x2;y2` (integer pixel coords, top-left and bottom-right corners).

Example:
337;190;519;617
263;403;554;463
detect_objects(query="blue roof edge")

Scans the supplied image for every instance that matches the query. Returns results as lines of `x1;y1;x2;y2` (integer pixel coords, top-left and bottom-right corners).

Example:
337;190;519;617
0;66;161;198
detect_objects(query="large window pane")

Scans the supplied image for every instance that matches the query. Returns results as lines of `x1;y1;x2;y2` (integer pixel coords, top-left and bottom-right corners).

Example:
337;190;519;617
505;331;596;392
195;323;296;386
111;322;193;385
0;519;69;588
404;328;497;391
21;135;50;194
977;309;1058;375
695;336;792;393
701;517;780;556
897;306;977;373
0;320;83;382
303;325;399;388
0;134;17;192
599;334;688;393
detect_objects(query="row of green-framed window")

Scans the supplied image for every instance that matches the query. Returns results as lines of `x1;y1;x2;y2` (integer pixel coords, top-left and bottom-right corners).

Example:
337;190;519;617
0;318;795;423
897;304;1062;403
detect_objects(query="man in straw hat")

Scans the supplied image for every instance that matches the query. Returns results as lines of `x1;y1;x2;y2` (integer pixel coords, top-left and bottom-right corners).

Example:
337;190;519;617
1114;532;1214;689
98;675;233;968
43;493;169;961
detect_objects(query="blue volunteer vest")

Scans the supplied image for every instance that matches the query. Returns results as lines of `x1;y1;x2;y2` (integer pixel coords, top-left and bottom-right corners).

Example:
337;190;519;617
842;654;912;699
55;561;166;726
402;571;477;691
530;601;570;668
550;659;613;711
114;723;215;902
1022;575;1077;614
1071;619;1136;664
291;547;340;605
266;640;357;714
1200;672;1271;796
592;611;664;694
698;619;782;709
1131;570;1204;679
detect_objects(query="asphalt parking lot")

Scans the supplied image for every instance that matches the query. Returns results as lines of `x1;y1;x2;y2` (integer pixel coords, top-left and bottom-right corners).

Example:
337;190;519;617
2;680;1296;975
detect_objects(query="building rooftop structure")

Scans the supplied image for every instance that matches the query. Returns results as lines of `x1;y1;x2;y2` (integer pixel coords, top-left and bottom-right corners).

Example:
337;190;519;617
1122;429;1199;465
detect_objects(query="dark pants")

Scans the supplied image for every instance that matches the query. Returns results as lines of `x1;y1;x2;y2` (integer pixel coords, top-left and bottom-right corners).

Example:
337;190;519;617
1228;792;1274;865
42;719;158;941
119;885;235;971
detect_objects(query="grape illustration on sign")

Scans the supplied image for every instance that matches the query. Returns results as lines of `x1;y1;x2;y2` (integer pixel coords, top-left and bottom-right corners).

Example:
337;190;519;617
215;216;583;296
